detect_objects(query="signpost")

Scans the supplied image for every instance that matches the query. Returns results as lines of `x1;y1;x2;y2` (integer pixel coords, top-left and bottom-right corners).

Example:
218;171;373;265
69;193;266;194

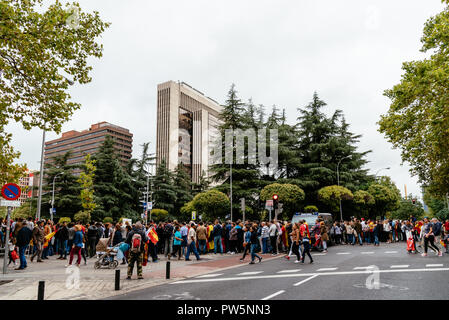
265;200;273;221
1;183;21;274
191;211;196;221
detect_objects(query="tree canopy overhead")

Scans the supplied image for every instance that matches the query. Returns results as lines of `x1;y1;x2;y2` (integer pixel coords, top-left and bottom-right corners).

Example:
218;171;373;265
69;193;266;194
0;0;109;182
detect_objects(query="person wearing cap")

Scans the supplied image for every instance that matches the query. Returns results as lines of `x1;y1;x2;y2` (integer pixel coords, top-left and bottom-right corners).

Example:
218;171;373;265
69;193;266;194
185;223;201;261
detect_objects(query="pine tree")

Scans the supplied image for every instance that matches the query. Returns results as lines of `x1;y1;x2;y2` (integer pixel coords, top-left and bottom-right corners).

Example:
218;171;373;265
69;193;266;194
192;170;210;196
42;151;82;220
153;159;177;215
173;164;193;220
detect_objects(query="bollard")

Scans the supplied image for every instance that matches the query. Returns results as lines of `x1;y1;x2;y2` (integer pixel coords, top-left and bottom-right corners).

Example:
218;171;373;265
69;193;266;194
166;261;170;279
115;269;120;290
38;281;45;300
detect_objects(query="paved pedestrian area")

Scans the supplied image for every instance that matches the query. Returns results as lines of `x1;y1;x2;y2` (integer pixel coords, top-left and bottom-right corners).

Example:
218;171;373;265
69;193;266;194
0;252;281;300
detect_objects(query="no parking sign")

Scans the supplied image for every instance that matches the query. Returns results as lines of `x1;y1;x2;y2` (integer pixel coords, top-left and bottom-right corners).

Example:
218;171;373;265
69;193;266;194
1;183;21;201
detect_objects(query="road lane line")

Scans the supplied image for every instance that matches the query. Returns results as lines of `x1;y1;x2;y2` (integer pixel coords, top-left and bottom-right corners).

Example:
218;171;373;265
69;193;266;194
261;290;285;300
196;273;223;278
426;264;444;267
385;251;398;254
237;271;263;276
277;269;302;274
390;265;409;268
361;252;374;254
171;268;449;284
353;266;374;270
336;252;350;255
293;274;319;286
316;268;338;271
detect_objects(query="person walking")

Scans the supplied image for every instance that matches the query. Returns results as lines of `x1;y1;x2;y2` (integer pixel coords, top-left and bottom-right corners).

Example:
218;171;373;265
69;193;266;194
300;221;313;264
173;225;183;260
260;222;269;254
180;222;188;257
228;223;238;254
320;221;329;253
30;220;45;263
421;217;442;257
15;221;32;270
290;223;302;263
240;226;252;262
249;226;262;265
125;222;149;280
269;220;278;255
87;222;98;258
66;225;84;267
185;223;201;261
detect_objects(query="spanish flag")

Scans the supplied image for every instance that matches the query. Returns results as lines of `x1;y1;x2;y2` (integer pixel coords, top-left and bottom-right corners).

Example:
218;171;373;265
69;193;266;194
148;228;158;244
43;231;56;248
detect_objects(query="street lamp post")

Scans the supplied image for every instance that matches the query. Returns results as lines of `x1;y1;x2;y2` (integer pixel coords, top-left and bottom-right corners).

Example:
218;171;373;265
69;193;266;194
337;155;350;222
36;128;46;220
375;167;391;180
51;172;63;222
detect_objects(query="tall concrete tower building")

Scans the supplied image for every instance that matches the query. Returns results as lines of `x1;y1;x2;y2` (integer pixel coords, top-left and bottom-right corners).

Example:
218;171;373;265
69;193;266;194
156;81;222;183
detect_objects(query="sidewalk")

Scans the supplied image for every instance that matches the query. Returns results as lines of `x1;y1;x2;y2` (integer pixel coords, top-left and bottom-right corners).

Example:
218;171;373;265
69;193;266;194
0;251;282;300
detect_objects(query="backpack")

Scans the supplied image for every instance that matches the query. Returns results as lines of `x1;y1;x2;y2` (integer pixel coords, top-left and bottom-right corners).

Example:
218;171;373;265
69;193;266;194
131;233;142;253
87;226;97;238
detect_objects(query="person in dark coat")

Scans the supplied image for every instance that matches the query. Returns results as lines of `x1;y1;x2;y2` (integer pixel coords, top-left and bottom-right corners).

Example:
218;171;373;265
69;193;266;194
15;221;32;270
56;222;69;259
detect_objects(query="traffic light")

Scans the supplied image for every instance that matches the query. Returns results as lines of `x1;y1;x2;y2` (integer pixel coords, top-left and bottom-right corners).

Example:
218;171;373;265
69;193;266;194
272;194;279;210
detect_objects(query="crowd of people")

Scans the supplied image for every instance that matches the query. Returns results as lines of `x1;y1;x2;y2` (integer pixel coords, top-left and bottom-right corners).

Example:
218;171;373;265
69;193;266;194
1;215;448;278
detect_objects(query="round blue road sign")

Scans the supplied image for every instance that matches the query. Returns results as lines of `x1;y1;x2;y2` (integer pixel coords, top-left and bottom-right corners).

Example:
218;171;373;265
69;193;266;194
1;183;21;201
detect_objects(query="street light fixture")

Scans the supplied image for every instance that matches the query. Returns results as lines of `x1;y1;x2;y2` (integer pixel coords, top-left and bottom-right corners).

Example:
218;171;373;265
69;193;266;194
375;167;391;179
337;155;351;222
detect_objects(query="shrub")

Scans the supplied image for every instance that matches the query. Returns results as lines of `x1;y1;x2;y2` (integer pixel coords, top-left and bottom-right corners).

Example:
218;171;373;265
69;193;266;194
58;217;71;224
151;209;169;221
304;205;319;213
74;211;91;224
103;216;114;224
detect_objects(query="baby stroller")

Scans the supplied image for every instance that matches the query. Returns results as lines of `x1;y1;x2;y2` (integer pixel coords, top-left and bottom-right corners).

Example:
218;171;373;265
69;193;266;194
94;239;122;269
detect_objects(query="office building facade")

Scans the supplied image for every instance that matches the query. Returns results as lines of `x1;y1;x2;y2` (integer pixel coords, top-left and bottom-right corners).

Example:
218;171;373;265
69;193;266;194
44;122;133;168
156;81;222;183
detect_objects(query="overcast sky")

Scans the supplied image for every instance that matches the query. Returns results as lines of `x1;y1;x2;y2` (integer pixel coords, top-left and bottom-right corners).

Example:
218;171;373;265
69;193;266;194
6;0;445;201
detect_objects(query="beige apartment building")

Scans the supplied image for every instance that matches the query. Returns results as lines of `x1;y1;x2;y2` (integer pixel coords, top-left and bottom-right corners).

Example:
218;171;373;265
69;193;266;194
156;81;222;183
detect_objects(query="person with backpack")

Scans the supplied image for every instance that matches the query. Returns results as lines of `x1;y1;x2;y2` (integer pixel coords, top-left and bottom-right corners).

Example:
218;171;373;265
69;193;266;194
125;222;149;279
300;220;313;264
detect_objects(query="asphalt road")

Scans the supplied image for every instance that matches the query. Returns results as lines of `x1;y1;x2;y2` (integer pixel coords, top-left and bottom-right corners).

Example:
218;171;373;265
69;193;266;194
110;242;449;300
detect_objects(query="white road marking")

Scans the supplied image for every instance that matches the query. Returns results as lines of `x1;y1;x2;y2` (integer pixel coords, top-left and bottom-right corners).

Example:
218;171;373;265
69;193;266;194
426;264;444;267
261;290;285;300
390;265;409;268
361;252;374;254
316;267;338;271
353;266;375;270
385;251;398;254
293;274;319;286
237;271;263;276
337;252;350;255
196;273;223;278
277;269;302;274
171;268;449;284
313;253;326;256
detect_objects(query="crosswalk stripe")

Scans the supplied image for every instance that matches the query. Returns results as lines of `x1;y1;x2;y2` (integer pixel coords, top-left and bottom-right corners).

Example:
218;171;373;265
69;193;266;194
336;252;350;255
353;266;375;270
312;253;326;256
426;264;444;267
261;290;285;300
385;251;398;254
293;274;319;286
316;267;338;271
277;269;302;274
390;265;409;268
361;252;374;254
196;273;223;278
237;271;263;276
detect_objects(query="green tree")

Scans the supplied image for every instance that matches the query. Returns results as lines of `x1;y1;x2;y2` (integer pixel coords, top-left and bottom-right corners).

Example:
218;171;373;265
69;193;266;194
192;170;210;196
191;189;230;221
353;190;375;218
317;185;354;217
173;164;193;218
367;184;401;219
390;198;424;220
78;154;96;216
41;151;82;220
378;1;449;196
153;159;177;215
0;0;109;180
260;183;305;218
